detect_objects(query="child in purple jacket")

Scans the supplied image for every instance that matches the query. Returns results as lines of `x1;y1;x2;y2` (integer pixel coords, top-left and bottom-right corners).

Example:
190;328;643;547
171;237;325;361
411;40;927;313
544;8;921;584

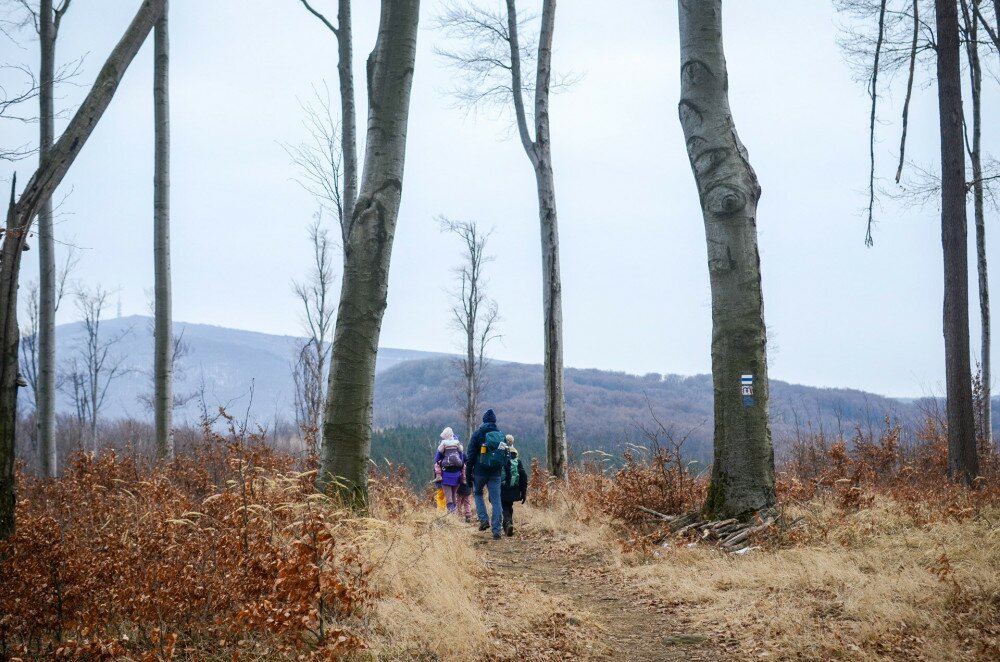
434;427;466;515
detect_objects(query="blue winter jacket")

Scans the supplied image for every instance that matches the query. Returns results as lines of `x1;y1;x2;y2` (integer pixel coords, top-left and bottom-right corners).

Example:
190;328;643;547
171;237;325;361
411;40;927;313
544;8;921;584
467;409;503;479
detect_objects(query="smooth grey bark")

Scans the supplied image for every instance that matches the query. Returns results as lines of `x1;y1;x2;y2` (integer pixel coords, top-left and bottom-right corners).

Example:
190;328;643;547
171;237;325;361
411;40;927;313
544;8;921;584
962;0;990;447
0;0;166;539
336;0;358;240
37;0;58;478
677;0;775;518
35;0;72;477
318;0;420;507
505;0;568;480
935;0;979;485
153;0;173;460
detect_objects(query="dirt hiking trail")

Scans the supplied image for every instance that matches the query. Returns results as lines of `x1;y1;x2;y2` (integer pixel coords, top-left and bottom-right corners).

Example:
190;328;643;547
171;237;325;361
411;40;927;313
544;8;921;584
470;510;722;661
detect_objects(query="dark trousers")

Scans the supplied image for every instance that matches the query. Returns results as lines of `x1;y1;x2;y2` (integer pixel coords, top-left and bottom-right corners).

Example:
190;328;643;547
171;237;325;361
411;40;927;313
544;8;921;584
501;498;516;530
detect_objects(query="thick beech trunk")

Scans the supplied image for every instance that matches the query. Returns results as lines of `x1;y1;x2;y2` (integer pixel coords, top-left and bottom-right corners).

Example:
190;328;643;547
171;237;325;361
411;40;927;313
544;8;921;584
153;1;173;460
677;0;775;518
0;0;166;539
935;0;979;484
319;0;419;507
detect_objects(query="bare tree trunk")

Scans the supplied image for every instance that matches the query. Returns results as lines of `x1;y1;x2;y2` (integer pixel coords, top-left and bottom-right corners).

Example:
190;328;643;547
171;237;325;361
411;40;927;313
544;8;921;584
505;0;568;480
535;162;566;479
319;0;420;508
337;0;357;240
677;0;775;518
964;0;991;448
440;218;498;440
153;1;173;460
36;0;58;478
1;182;20;540
0;0;166;539
935;0;979;485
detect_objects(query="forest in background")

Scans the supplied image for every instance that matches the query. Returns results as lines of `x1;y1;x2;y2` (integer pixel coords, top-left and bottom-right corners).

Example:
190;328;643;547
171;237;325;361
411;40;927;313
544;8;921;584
372;355;965;476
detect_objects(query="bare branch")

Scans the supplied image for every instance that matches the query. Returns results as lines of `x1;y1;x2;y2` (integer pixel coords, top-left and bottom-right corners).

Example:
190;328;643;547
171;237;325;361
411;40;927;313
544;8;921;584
865;0;888;247
896;0;919;183
299;0;338;35
283;82;345;231
972;0;1000;51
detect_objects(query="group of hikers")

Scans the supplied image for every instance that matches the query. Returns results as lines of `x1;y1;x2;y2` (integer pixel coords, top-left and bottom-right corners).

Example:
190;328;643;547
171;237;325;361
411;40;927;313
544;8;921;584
432;408;528;539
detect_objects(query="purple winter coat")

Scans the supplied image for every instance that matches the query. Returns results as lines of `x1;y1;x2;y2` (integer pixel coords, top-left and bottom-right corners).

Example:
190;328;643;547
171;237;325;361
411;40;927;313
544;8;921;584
435;445;466;487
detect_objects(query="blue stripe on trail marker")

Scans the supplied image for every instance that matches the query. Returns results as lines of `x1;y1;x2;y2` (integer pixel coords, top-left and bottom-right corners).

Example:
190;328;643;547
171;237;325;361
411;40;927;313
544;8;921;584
741;375;753;384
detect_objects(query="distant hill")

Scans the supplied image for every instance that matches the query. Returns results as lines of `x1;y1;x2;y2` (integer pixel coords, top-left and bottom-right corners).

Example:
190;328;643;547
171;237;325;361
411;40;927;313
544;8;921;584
23;316;966;466
32;315;448;423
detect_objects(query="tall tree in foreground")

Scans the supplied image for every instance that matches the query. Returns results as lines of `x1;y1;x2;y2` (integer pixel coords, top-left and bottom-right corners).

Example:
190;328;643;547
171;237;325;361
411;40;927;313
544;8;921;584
153;0;173;460
936;0;979;484
36;0;73;477
677;0;775;518
437;0;569;479
440;217;500;440
315;0;420;507
1;0;166;540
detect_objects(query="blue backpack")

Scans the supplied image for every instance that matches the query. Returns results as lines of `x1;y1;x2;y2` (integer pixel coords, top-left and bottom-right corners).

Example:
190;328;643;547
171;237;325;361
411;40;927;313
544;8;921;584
479;430;508;471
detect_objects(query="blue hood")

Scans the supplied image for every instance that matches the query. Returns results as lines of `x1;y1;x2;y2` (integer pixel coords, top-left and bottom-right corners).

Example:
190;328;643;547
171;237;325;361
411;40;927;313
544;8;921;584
482;409;496;424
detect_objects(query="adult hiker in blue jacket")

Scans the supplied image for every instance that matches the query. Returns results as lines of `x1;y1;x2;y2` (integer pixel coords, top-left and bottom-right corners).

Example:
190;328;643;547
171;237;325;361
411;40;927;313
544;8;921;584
466;408;507;539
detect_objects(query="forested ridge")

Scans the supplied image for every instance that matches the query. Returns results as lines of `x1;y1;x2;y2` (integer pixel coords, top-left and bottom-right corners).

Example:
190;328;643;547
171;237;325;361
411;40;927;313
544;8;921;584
374;355;956;465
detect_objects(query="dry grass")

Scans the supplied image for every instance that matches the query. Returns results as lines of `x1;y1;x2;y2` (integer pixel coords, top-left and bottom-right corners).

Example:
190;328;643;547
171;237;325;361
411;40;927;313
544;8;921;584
622;496;1000;660
360;502;595;660
360;512;493;658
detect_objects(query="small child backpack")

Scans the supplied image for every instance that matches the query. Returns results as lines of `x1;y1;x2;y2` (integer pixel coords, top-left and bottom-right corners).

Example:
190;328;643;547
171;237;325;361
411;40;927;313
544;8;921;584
479;430;508;471
506;456;521;488
440;444;464;471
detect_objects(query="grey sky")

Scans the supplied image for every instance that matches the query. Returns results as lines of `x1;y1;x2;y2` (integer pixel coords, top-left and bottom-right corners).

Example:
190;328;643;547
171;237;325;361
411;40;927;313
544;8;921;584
2;0;997;398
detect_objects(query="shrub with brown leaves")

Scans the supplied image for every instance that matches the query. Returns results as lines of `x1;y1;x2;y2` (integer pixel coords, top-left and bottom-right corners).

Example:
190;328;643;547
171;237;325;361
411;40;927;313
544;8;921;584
0;423;375;661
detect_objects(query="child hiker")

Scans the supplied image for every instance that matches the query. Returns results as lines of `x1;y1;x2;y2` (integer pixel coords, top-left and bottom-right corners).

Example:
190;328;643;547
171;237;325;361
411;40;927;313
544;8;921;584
500;435;528;536
434;427;466;514
456;482;473;523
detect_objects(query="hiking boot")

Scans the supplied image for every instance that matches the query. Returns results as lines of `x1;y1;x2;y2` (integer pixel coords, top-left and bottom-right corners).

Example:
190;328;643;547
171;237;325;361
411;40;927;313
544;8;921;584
15;373;27;388
464;515;471;524
478;521;490;531
504;524;514;537
492;532;501;540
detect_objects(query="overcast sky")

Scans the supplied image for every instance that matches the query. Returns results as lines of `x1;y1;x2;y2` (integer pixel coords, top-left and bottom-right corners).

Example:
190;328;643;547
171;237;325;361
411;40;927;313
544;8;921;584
2;0;998;398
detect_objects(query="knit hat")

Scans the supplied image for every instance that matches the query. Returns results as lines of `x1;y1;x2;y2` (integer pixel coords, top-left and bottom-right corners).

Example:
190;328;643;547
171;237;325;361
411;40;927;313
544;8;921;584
482;409;497;424
505;434;514;445
440;427;454;440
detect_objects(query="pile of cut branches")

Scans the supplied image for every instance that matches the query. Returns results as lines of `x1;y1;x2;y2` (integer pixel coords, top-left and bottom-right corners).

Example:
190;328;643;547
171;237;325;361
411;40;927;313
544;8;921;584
639;507;794;554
